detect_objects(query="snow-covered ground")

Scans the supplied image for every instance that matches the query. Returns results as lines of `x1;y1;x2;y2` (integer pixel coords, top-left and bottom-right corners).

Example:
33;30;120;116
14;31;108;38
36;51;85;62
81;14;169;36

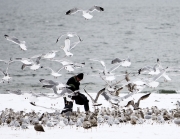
0;92;180;139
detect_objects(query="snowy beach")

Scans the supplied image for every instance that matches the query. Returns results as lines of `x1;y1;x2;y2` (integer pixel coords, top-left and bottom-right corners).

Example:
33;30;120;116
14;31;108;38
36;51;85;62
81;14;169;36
0;0;180;138
0;92;180;139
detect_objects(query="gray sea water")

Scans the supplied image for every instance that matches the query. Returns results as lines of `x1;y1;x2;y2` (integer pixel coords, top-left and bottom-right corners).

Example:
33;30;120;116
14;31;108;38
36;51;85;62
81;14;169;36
0;0;180;94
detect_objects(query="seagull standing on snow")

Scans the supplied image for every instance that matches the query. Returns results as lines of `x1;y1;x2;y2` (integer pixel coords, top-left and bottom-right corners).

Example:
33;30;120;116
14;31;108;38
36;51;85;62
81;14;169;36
4;34;27;51
66;5;104;20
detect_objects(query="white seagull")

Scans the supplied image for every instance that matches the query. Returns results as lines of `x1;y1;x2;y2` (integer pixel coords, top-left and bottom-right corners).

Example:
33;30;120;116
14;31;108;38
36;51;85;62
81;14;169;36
0;62;13;83
39;79;69;90
21;56;43;71
56;32;79;43
101;90;138;103
44;66;64;78
111;57;131;67
84;88;105;107
90;58;121;75
51;59;85;72
0;69;12;83
89;58;122;81
42;50;59;59
4;34;27;51
61;36;83;57
66;5;104;20
138;59;162;75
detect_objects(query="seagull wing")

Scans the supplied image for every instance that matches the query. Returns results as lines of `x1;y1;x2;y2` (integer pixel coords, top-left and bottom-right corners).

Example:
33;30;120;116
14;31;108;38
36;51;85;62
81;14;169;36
57;66;65;73
73;62;85;68
84;89;95;103
0;68;6;76
137;93;151;107
5;63;10;75
101;91;110;101
125;72;131;82
69;37;82;51
56;34;65;43
111;58;123;64
42;84;55;89
5;35;21;44
94;88;105;102
163;73;171;81
152;67;168;81
52;86;60;95
44;67;54;72
66;7;82;15
138;66;153;74
34;56;42;65
39;79;58;85
104;92;122;102
0;59;8;64
124;100;134;107
121;90;138;100
58;88;74;97
30;54;43;59
108;63;121;73
88;5;104;13
89;58;106;67
51;58;72;65
115;87;123;96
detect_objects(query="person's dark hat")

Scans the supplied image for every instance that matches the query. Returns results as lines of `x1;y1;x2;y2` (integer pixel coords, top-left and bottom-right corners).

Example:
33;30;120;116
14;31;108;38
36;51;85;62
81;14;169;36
77;73;84;80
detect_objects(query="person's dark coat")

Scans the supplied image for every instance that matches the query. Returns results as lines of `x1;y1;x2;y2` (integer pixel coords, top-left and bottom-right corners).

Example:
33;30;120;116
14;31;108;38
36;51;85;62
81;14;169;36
67;76;80;91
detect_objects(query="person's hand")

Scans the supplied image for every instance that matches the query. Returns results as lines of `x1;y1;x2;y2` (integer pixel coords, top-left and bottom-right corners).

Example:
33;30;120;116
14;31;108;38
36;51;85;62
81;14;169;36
74;92;79;96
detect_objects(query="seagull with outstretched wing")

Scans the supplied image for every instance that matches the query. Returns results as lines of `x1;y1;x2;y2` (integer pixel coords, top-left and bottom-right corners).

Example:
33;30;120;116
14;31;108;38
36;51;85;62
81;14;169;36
4;34;27;51
84;88;105;107
124;93;151;110
56;32;79;43
66;5;104;20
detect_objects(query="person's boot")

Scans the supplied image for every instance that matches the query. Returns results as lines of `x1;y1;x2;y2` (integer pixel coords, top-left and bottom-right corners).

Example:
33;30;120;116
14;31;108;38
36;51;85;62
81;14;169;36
61;101;73;114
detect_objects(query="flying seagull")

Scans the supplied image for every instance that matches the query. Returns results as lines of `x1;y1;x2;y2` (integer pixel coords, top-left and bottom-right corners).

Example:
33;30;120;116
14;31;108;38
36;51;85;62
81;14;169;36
61;36;82;57
56;32;80;43
21;56;43;71
111;57;131;67
124;93;151;110
66;5;104;20
101;90;138;103
84;88;105;107
43;66;64;78
4;34;27;51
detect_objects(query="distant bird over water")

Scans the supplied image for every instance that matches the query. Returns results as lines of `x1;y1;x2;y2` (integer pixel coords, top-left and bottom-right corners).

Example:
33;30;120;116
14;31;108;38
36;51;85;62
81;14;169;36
66;5;104;20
